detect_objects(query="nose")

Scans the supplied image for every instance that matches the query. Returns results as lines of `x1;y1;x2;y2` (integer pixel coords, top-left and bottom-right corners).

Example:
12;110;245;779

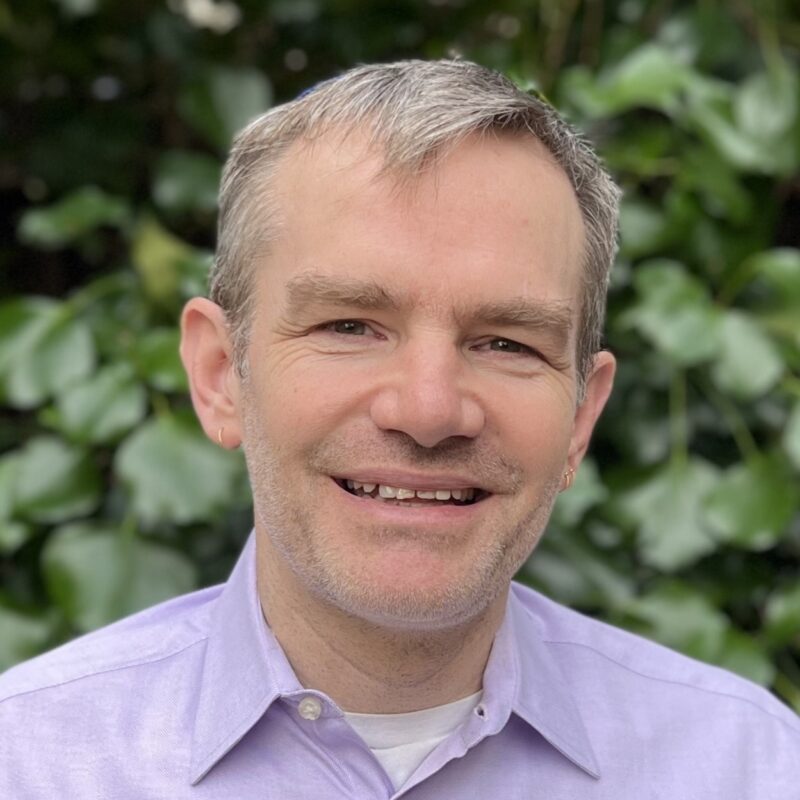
369;340;486;448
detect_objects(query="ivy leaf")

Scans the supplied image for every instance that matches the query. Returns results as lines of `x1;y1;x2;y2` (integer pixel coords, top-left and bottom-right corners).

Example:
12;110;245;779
703;455;797;550
131;216;194;307
0;606;57;671
711;311;784;399
0;454;33;554
784;401;800;471
525;528;634;610
42;523;197;632
735;69;798;143
617;459;720;571
13;436;102;524
0;299;95;410
178;66;272;151
764;583;800;648
616;581;728;663
48;362;147;444
622;260;722;366
563;45;693;116
749;248;800;309
152;150;221;215
134;328;188;393
715;629;775;686
114;413;245;526
17;186;130;250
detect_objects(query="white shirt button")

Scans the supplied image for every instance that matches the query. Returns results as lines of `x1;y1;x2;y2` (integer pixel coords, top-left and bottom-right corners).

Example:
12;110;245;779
298;696;323;721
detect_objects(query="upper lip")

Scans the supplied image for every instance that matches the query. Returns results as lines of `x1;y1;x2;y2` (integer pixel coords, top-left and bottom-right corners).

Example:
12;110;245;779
331;470;487;491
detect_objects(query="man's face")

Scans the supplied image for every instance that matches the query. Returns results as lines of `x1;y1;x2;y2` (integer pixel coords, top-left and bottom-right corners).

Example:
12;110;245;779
236;132;610;630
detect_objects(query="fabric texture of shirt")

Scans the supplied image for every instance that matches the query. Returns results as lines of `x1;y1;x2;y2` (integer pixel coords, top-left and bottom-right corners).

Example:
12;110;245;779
1;532;798;799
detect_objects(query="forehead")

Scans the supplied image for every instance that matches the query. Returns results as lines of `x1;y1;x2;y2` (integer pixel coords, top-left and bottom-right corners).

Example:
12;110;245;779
263;130;585;316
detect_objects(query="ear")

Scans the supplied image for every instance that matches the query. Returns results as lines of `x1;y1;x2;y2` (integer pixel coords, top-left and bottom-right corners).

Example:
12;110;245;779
179;297;243;449
567;350;616;469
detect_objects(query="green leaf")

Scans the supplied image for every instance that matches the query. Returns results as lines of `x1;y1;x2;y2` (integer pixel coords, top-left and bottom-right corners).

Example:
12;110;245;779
687;79;796;175
115;413;244;525
525;529;634;610
703;455;797;550
749;248;800;308
18;186;130;250
0;299;95;410
134;328;188;393
131;216;194;306
715;629;775;686
179;66;272;150
0;606;57;671
623;260;722;366
618;459;720;571
0;450;33;553
735;69;798;142
764;583;800;647
13;436;102;524
42;523;197;632
152;150;221;214
552;458;608;527
784;401;800;471
711;311;784;399
618;200;674;259
617;581;728;662
49;363;147;444
563;45;693;116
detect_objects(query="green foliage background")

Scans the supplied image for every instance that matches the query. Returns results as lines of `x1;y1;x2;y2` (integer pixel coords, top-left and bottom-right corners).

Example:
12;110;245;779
1;0;799;710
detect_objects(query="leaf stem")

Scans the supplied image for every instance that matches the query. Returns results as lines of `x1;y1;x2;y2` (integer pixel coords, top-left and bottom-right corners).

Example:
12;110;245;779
696;377;760;462
669;369;689;470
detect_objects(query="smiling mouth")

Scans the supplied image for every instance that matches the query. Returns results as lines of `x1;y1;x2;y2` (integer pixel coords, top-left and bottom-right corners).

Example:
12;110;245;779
333;478;489;506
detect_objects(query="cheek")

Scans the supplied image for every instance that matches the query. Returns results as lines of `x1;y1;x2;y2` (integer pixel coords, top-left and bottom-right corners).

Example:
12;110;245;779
489;385;575;467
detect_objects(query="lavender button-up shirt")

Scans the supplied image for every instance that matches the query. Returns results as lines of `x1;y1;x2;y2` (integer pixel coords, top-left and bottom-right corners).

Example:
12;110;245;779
2;533;798;798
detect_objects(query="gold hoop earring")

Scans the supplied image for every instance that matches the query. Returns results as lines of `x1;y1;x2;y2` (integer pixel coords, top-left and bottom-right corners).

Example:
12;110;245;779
217;426;225;447
563;467;575;490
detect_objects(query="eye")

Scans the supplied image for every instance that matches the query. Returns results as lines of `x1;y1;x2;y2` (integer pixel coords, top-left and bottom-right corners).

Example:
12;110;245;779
327;320;368;335
487;338;532;354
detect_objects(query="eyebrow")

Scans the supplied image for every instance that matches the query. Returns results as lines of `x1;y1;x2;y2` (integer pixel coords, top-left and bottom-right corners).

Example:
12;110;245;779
283;272;573;344
463;299;573;350
284;273;401;313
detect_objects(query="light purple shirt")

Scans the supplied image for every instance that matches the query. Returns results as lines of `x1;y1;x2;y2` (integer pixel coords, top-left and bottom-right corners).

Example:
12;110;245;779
1;533;798;798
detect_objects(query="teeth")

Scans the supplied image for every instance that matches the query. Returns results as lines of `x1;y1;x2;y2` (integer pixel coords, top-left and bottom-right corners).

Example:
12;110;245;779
343;480;478;502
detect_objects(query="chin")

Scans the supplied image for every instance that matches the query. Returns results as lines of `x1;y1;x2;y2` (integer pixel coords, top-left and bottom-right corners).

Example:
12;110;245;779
310;557;507;632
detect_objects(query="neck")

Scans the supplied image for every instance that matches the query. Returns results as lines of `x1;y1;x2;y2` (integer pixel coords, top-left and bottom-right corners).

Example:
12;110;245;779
256;537;507;714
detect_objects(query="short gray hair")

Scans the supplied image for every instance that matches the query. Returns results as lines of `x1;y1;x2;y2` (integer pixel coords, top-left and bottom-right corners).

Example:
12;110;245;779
210;59;621;393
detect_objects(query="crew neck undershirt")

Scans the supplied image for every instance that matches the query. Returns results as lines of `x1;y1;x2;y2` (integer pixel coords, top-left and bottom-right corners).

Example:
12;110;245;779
343;691;483;790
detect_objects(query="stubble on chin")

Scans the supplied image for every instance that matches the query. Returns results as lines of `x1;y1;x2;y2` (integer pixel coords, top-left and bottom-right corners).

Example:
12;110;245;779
240;396;562;631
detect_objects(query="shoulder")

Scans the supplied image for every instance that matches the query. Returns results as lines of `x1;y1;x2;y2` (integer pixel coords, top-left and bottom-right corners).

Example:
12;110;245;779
510;581;800;736
0;584;221;707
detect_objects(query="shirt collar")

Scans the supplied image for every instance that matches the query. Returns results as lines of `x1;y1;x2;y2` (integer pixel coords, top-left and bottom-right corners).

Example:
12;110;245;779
189;532;302;785
481;585;601;779
189;535;600;783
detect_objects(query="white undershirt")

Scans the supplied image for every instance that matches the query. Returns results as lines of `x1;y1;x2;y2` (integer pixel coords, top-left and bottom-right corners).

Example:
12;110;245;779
343;691;482;790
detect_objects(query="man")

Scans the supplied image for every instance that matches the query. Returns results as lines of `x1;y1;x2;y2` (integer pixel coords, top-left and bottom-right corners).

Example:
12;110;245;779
1;59;797;798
